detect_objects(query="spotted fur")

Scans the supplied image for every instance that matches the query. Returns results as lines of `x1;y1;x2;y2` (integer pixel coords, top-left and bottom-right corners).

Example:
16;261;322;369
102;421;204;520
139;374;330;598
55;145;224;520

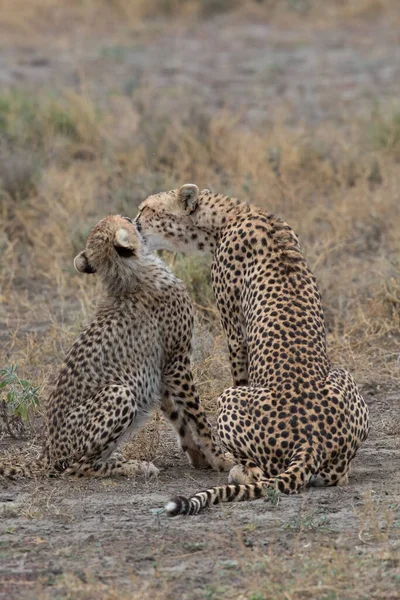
0;215;232;479
135;185;370;515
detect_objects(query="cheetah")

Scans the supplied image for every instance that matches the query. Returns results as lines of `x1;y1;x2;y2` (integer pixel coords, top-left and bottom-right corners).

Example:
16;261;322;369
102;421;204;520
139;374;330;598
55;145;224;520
0;214;232;479
135;184;370;515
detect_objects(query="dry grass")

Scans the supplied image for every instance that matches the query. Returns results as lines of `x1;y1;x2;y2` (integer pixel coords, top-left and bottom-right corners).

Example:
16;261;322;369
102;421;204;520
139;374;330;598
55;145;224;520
1;87;399;392
1;85;399;454
1;0;400;43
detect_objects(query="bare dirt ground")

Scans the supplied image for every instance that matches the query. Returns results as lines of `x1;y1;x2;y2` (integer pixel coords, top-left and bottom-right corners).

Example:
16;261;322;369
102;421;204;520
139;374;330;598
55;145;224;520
1;5;400;599
1;392;400;599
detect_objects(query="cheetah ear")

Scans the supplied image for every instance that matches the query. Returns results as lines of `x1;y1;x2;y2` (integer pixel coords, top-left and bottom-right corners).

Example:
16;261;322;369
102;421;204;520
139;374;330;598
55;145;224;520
178;184;199;214
114;228;136;258
74;251;96;274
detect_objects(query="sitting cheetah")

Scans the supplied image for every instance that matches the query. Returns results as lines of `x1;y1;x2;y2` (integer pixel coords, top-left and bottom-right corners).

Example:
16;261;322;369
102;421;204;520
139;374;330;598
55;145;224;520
0;215;231;479
135;184;370;515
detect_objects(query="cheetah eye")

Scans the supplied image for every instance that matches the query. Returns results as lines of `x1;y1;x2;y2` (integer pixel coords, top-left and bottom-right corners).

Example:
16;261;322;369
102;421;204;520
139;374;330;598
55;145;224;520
122;216;133;224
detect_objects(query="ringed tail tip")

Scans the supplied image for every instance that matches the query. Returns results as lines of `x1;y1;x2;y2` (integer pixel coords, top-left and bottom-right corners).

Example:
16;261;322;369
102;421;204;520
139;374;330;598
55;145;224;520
165;496;192;516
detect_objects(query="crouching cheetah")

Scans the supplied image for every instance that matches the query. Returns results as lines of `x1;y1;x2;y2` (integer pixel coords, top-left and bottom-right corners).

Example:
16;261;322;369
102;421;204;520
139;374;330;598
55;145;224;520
0;214;232;479
135;184;370;515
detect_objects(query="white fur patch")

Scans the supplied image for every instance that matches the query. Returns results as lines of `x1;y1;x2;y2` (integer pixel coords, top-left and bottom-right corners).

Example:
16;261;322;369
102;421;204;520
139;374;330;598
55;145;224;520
165;501;178;514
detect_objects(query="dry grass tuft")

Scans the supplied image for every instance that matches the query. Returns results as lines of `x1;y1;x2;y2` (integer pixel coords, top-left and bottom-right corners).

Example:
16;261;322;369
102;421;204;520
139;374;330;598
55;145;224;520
123;412;162;463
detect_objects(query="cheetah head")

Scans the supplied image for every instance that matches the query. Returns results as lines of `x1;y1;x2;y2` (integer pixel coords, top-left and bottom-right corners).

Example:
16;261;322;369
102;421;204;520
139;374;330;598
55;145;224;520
135;184;213;253
74;215;144;277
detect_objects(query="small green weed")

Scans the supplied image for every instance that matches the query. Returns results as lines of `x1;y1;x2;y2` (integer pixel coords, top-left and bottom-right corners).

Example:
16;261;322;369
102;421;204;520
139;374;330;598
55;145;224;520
249;593;267;600
182;541;206;553
100;44;129;61
242;536;254;548
265;486;281;507
0;365;40;439
368;108;400;154
46;103;79;139
218;559;238;570
203;585;230;600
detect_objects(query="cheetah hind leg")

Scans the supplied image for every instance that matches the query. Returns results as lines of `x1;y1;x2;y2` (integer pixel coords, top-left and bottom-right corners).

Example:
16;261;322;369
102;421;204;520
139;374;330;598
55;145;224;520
161;365;234;473
61;384;159;479
310;461;351;487
64;454;159;479
160;391;211;469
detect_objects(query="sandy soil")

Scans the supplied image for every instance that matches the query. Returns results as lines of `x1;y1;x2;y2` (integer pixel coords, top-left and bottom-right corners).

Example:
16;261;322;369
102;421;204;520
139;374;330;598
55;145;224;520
1;391;399;599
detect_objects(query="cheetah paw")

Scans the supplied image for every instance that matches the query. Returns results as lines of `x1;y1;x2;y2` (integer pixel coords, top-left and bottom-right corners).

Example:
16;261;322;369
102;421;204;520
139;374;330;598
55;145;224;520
229;465;250;484
228;464;262;484
123;460;159;479
216;452;236;472
139;461;160;479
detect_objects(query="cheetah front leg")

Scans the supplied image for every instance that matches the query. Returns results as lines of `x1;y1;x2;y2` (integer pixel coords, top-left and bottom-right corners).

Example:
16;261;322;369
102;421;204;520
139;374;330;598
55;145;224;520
160;390;210;469
161;358;234;472
220;319;249;387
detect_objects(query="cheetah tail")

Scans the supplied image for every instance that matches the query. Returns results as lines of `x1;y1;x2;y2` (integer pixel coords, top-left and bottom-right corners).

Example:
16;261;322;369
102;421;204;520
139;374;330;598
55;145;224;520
166;446;321;516
165;482;266;516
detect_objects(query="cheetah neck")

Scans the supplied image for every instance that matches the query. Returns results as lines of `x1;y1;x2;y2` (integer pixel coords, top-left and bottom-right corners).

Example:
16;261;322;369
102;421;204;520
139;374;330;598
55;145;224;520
191;192;251;251
101;253;181;298
194;195;305;270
